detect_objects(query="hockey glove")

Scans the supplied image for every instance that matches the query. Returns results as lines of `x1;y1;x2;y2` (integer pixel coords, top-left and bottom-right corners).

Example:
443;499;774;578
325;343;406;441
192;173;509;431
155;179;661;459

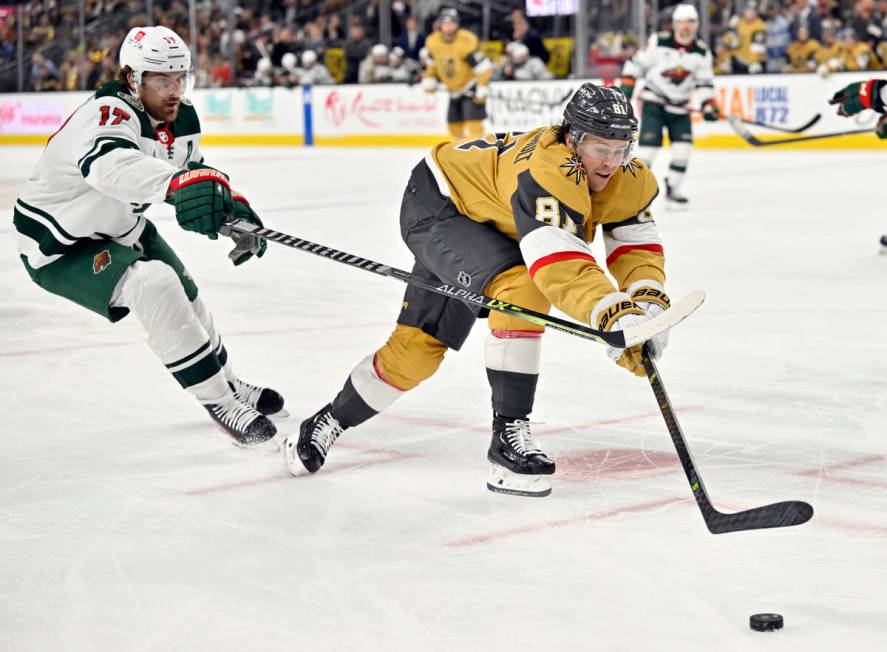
228;193;267;266
701;99;720;122
628;281;671;359
473;84;488;105
877;114;887;139
828;79;887;116
168;163;233;239
591;292;648;377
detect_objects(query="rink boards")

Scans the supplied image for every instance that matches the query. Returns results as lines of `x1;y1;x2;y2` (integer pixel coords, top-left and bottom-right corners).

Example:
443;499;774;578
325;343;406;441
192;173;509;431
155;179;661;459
0;72;883;149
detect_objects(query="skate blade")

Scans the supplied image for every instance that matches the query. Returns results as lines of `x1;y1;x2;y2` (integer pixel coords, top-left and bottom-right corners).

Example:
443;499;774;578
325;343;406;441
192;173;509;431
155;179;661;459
486;465;552;497
281;435;307;476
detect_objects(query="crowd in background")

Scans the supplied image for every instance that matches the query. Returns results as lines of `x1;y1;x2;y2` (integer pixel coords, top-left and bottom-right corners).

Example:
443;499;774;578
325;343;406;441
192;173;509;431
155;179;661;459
2;0;887;92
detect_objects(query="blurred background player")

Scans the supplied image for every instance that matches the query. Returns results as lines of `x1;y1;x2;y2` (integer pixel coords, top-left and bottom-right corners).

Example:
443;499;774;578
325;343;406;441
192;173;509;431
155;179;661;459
828;78;887;251
359;43;393;83
285;84;671;498
784;26;821;73
497;42;553;81
730;2;767;74
621;4;718;209
11;26;283;447
296;50;336;86
421;8;493;139
389;46;422;84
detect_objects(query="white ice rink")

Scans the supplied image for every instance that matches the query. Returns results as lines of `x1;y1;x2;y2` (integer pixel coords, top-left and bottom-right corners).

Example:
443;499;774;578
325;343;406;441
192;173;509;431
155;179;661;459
1;144;886;651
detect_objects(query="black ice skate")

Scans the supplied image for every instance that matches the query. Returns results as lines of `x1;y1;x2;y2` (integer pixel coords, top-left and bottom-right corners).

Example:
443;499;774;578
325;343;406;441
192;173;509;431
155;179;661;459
880;234;887;254
230;378;287;417
665;179;689;210
284;403;345;474
487;414;555;497
205;397;277;447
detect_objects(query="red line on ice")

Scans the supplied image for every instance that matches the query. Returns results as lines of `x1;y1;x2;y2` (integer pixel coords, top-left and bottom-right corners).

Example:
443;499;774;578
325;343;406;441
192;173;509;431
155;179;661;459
444;496;690;547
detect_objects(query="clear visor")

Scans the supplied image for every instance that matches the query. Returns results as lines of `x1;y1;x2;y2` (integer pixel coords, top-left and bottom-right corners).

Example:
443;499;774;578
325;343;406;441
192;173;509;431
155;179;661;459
574;133;636;166
138;70;194;95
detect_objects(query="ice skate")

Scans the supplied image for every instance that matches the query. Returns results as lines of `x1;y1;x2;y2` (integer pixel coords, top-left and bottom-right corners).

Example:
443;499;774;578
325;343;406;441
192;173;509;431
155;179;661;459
487;414;555;497
665;179;689;211
284;403;345;475
880;234;887;254
205;396;277;447
230;378;287;417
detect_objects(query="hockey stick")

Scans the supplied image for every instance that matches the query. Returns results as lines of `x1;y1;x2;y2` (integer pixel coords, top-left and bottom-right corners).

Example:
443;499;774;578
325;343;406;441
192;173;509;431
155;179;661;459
219;220;705;349
731;113;821;134
728;114;871;147
642;346;814;534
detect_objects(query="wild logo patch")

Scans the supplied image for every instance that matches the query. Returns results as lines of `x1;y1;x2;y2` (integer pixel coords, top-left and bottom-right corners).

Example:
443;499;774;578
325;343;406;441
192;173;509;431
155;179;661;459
559;156;586;185
92;250;112;274
662;67;691;84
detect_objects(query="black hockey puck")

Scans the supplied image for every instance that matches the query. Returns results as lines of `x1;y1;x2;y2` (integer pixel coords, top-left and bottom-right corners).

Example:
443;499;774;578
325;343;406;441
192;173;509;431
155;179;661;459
750;613;783;632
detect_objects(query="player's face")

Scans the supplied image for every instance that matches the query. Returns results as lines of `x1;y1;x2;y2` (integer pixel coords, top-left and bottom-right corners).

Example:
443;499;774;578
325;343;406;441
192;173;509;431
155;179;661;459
674;19;698;43
138;72;187;122
572;134;633;192
441;19;458;40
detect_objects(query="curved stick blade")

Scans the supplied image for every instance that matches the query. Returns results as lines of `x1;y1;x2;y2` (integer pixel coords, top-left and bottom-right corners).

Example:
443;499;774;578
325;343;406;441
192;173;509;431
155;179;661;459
705;501;814;535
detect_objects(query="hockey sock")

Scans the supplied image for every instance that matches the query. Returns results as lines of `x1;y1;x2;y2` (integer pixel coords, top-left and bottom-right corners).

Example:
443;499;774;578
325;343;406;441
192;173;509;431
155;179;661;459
331;354;404;428
636;145;659;168
111;260;229;404
191;295;233;381
666;142;692;192
485;329;541;417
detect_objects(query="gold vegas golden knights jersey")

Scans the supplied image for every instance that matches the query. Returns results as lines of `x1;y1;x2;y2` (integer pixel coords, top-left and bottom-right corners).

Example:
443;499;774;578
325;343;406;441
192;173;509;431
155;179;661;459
786;39;821;72
424;28;492;93
839;42;880;71
425;127;664;324
735;18;767;66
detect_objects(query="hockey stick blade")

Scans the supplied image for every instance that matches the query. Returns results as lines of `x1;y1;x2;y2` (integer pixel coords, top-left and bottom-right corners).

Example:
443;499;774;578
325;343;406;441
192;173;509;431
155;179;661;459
734;113;820;134
220;220;704;349
728;114;871;147
643;348;814;534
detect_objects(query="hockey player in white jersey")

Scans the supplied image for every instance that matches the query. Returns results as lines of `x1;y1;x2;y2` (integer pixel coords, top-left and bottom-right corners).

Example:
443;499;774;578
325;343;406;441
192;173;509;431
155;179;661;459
620;4;719;208
12;26;285;446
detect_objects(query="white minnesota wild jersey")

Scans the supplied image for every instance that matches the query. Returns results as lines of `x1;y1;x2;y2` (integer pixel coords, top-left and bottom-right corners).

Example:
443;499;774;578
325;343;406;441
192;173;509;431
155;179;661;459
622;31;714;113
14;80;203;270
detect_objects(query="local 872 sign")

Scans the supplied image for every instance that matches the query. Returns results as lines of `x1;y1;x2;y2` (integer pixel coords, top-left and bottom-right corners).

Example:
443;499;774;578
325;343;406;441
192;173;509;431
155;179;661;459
526;0;578;17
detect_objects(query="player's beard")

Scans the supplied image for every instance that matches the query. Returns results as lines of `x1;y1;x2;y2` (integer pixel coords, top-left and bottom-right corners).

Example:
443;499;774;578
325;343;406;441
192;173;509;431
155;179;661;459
146;96;180;122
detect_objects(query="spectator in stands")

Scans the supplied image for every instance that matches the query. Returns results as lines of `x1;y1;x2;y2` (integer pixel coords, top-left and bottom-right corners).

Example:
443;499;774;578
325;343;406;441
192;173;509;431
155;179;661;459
210;55;233;87
784;25;822;71
714;37;734;73
270;26;298;67
325;14;344;45
57;51;82;91
730;2;768;73
511;9;549;63
344;20;371;83
849;0;884;46
302;20;328;59
359;43;393;83
397;15;426;61
837;27;880;69
30;51;59;91
816;20;843;75
765;2;792;71
789;0;823;41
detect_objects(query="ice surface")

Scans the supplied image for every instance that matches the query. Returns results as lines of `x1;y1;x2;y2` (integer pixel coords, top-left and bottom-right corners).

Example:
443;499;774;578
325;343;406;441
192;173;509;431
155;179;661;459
1;145;886;651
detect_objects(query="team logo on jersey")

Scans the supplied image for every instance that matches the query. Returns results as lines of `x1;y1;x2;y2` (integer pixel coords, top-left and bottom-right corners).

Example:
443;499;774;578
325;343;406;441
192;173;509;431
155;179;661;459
457;271;472;288
662;67;691;84
559;156;586;185
621;159;639;177
155;124;175;159
92;250;112;274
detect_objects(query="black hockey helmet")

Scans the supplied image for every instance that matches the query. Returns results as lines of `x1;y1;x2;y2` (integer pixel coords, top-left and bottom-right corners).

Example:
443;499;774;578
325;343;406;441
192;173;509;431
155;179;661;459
562;83;638;145
439;8;460;24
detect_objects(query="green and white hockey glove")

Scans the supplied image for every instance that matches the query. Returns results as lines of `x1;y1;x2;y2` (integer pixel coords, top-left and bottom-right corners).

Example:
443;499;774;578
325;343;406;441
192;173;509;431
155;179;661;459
168;164;233;239
228;193;267;266
701;99;721;122
828;79;887;117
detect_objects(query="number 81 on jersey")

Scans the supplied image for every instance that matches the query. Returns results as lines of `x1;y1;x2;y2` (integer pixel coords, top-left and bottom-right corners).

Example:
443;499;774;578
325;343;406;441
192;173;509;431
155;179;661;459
535;197;580;236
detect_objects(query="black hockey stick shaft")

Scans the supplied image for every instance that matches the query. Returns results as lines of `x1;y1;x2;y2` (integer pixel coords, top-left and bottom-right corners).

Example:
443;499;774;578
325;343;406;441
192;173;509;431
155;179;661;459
642;346;813;534
728;115;872;147
220;220;623;346
733;113;820;133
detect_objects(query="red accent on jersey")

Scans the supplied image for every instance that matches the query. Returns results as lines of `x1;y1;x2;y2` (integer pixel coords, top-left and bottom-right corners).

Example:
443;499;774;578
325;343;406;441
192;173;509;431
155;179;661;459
606;243;664;266
528;251;597;278
169;168;230;192
862;79;875;109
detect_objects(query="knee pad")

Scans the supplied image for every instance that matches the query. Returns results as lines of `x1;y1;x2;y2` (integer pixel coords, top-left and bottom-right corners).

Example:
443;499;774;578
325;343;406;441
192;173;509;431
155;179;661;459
484;266;550;332
375;324;448;391
112;259;183;310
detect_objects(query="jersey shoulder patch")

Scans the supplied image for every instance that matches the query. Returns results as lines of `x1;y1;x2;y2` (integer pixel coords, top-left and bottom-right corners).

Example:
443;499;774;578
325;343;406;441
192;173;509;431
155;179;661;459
526;131;592;220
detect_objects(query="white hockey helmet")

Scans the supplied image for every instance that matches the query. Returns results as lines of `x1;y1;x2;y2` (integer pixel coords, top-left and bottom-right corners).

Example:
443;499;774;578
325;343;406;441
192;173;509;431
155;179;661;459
301;49;318;67
672;4;699;22
511;42;529;62
371;43;389;60
281;52;298;71
119;26;193;92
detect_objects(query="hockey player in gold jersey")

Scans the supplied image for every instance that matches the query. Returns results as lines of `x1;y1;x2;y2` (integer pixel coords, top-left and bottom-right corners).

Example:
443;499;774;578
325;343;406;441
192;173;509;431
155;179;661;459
422;8;493;139
285;84;672;497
